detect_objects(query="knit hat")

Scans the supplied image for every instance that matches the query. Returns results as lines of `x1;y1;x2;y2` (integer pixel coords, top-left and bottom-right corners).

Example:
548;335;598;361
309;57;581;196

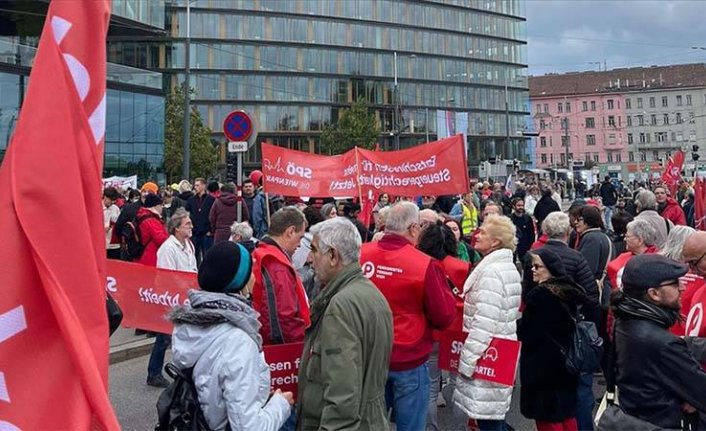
143;193;163;208
198;242;253;294
531;248;567;279
140;182;159;194
622;254;688;297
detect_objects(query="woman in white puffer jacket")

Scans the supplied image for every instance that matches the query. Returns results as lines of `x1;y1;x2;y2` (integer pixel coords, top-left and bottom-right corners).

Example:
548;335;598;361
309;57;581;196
453;215;522;431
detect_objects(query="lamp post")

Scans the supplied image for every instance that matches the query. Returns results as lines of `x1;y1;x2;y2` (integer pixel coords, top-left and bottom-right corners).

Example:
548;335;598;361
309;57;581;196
182;1;192;180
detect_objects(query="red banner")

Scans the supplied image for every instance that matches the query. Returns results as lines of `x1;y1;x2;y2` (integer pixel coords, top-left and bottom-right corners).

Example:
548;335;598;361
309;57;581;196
438;330;520;386
106;260;198;334
263;342;304;395
684;280;706;337
261;135;469;198
695;178;706;231
662;150;685;196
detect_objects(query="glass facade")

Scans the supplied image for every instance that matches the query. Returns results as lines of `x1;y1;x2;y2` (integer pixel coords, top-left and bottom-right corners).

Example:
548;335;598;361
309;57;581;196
112;0;165;29
160;0;528;167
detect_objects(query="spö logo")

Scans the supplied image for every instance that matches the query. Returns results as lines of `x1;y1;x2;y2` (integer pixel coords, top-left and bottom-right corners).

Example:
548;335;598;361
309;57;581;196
361;261;376;279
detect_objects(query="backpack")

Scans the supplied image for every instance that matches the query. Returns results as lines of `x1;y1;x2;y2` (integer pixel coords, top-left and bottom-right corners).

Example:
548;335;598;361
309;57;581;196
551;304;604;375
155;363;213;431
121;213;149;260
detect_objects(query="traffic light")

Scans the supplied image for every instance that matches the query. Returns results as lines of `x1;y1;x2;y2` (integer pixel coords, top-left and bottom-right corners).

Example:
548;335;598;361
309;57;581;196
693;145;700;161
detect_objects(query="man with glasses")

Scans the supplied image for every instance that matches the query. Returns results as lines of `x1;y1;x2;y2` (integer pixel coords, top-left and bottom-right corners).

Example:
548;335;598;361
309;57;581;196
360;201;456;431
611;254;706;429
683;231;706;276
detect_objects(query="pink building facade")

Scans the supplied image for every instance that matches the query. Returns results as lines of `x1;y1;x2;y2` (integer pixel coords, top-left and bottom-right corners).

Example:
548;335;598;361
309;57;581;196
531;93;627;174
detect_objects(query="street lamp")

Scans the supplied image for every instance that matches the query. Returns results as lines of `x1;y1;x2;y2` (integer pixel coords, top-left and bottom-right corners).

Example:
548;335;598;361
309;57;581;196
182;0;194;180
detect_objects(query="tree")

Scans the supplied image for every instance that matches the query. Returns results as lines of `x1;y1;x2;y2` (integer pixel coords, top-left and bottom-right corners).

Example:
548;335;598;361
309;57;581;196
164;86;217;182
320;98;380;155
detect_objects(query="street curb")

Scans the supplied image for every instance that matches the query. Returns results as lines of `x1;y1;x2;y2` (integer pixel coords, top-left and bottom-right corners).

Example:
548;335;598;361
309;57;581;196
110;338;154;364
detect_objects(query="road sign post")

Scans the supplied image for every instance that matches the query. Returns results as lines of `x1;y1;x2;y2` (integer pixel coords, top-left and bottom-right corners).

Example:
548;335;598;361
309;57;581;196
223;111;254;223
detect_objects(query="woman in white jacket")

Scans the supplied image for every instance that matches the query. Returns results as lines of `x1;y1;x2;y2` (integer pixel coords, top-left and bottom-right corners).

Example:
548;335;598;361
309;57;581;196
453;215;522;431
169;241;293;430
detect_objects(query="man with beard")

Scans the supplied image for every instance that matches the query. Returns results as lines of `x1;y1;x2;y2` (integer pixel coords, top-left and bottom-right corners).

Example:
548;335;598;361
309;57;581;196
611;254;706;429
510;197;535;263
297;217;393;430
655;185;687;226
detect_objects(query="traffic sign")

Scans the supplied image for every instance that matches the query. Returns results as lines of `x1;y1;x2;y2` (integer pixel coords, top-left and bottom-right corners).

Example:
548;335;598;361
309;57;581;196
227;141;248;153
223;110;253;142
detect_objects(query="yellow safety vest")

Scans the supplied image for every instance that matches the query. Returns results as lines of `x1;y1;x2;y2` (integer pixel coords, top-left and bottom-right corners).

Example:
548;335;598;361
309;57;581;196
461;203;478;236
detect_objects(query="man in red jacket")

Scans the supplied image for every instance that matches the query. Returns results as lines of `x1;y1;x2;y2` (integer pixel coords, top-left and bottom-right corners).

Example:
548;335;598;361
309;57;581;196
655;185;687;226
360;201;456;431
252;206;310;345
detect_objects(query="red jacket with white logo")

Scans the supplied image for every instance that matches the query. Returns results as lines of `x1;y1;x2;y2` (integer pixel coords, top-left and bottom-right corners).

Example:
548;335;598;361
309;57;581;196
361;234;456;371
252;239;310;345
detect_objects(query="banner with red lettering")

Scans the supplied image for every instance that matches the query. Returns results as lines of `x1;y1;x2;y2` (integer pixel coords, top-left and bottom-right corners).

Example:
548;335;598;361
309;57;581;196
662;150;684;196
106;260;197;334
438;330;520;386
261;135;469;198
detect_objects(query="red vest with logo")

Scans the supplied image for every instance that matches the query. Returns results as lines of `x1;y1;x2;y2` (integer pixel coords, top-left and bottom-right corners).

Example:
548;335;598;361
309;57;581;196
361;241;431;367
252;242;310;344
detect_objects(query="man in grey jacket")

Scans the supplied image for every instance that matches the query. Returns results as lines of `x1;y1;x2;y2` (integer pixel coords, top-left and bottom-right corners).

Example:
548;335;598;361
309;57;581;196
297;217;393;430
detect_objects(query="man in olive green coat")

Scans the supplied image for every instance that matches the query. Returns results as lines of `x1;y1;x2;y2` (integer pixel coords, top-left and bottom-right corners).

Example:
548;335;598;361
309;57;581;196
297;217;393;430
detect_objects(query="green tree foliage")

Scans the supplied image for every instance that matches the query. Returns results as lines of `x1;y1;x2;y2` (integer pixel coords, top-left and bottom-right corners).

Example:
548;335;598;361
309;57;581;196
320;98;380;155
164;86;217;182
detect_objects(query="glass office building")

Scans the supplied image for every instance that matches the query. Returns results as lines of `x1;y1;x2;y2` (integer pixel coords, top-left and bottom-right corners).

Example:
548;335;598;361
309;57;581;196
0;1;166;180
159;0;528;171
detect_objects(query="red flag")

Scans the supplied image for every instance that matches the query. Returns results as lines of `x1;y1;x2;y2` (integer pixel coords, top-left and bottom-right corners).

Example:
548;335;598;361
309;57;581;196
696;178;706;231
0;1;119;429
662;150;684;196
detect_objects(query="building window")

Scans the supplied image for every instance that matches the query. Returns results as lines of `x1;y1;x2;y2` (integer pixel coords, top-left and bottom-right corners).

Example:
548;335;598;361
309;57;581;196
544;104;549;113
560;153;566;164
541;153;547;164
676;113;682;124
678;133;683;142
691;131;697;141
662;96;668;107
550;154;554;164
653;150;659;161
637;98;643;108
585;117;595;128
540;137;547;147
608;116;616;127
582;101;588;111
663;113;669;125
561;135;570;147
627;133;633;144
671;132;676;141
629;152;634;162
535;104;541;114
626;98;632;109
608;134;616;144
687;94;692;106
565;102;571;112
649;97;656;108
557;102;563;113
593;153;599;162
637;114;644;126
657;132;667;142
586;134;596;145
540;120;546;130
607;99;614;109
639;132;646;143
627;115;632;126
590;101;596;111
641;152;647;162
607;152;613;163
677;95;683;106
646;133;651;143
651;114;657;126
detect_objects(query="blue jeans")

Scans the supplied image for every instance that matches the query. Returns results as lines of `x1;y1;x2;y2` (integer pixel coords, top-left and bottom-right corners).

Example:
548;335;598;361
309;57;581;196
576;372;594;431
603;205;615;233
192;234;213;266
147;333;171;378
279;405;296;431
477;419;507;431
385;363;430;431
426;344;440;430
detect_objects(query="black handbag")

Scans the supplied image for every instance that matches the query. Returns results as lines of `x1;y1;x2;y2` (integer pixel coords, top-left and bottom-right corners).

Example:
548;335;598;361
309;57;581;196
106;293;123;336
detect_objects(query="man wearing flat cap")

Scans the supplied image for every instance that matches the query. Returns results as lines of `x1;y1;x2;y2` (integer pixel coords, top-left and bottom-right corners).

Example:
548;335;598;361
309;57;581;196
611;254;706;429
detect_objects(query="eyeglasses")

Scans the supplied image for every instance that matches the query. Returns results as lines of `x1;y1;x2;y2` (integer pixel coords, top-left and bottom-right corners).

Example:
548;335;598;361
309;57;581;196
532;264;546;270
657;280;681;289
687;250;706;270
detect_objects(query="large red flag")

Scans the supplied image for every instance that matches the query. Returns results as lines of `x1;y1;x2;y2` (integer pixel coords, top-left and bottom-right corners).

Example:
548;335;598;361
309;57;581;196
0;1;119;429
661;150;684;196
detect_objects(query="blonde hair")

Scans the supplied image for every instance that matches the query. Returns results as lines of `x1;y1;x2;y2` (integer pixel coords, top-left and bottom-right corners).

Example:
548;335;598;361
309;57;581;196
482;214;517;252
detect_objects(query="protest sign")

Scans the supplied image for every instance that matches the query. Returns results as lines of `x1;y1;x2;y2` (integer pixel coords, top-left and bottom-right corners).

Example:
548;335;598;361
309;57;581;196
438;330;520;386
106;260;197;334
263;342;304;395
103;175;138;190
261;135;469;198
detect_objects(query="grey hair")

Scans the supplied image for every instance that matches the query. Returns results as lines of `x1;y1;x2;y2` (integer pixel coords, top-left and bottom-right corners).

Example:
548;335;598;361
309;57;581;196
626;219;657;246
167;208;190;235
230;221;253;241
635;190;657;212
542;212;571;239
310;217;361;265
385;201;419;233
320;203;337;219
661;225;696;261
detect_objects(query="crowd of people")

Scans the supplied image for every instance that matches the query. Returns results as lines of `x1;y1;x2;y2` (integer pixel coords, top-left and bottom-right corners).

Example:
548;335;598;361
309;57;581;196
102;170;706;430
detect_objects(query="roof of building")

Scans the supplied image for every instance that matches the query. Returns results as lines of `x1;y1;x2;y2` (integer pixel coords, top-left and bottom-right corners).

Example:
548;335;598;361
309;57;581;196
529;63;706;98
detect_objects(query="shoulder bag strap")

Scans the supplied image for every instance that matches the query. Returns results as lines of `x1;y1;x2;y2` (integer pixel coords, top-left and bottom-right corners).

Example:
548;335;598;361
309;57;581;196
261;267;285;344
605;324;617;405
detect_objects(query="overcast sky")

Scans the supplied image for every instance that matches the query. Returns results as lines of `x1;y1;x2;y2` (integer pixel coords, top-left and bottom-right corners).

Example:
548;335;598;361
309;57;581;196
525;1;706;76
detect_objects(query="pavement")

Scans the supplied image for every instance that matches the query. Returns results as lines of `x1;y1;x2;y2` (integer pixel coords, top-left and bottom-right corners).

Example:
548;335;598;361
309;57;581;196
109;327;157;364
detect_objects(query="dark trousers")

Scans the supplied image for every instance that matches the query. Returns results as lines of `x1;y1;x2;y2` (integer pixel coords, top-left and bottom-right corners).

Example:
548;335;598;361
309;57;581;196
147;334;171;378
192;234;213;266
